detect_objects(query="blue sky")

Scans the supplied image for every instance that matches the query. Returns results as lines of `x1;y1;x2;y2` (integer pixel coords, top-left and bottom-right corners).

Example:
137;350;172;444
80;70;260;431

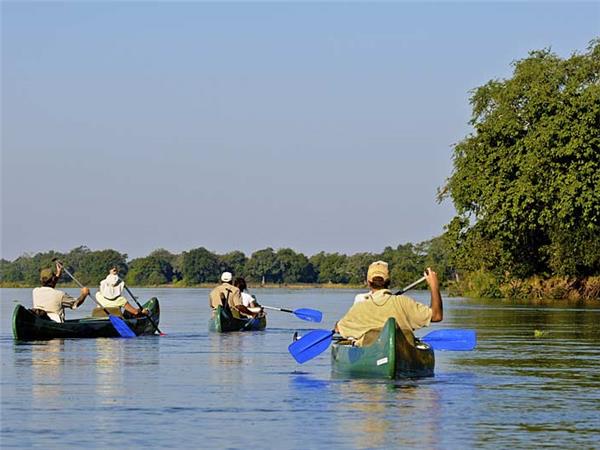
2;2;598;260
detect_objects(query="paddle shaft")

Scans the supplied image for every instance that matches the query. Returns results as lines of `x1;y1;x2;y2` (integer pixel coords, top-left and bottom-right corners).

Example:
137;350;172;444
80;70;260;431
261;305;322;323
394;276;427;295
54;261;117;317
262;305;293;313
123;285;164;335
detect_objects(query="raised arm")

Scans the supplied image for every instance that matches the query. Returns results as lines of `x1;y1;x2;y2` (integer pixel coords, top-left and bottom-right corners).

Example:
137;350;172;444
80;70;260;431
425;268;443;322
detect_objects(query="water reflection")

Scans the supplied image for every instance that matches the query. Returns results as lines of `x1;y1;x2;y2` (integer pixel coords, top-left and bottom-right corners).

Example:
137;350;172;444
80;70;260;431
335;379;441;449
94;338;125;400
207;331;267;386
30;340;65;401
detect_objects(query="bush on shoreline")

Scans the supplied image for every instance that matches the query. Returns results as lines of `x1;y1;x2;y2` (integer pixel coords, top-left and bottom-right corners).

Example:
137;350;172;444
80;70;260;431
449;271;600;301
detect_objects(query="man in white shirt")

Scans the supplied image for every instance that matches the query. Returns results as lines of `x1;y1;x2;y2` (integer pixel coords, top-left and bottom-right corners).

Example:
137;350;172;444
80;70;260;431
32;263;89;322
96;266;147;316
233;276;264;315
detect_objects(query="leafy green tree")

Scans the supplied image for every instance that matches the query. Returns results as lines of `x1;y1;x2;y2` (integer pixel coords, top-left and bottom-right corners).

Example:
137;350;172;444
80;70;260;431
149;248;180;281
181;247;219;284
219;251;248;277
148;248;177;265
64;246;92;272
246;248;282;283
275;248;315;283
345;253;375;284
76;249;128;285
380;243;426;287
1;259;23;283
2;250;67;285
441;40;600;278
126;256;173;285
309;252;349;284
422;236;454;283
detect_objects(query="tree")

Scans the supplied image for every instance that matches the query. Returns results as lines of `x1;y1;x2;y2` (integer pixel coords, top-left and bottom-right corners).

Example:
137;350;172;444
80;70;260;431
345;253;375;284
441;40;600;278
219;251;248;277
76;249;128;285
275;248;315;283
127;256;173;285
245;248;282;283
309;252;349;284
181;247;219;284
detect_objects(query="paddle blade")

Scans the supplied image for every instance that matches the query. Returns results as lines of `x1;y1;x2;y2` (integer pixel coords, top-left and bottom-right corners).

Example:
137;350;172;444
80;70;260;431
293;308;323;323
109;315;136;338
421;329;476;351
288;329;334;363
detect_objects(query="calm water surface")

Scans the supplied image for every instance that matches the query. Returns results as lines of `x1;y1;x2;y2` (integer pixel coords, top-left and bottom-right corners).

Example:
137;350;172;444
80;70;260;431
1;288;599;449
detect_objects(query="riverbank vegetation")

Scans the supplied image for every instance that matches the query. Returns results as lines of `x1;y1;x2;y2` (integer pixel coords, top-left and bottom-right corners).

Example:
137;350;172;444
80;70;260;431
1;41;598;301
438;39;600;301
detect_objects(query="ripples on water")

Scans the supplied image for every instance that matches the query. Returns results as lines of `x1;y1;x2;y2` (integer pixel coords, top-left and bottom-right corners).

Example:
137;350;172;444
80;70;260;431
1;288;599;449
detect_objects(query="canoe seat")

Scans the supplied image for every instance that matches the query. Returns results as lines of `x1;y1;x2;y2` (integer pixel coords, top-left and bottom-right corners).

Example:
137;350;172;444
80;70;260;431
91;307;123;318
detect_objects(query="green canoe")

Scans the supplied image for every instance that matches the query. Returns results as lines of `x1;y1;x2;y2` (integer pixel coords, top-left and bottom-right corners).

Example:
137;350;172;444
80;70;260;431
208;305;267;332
331;317;434;379
12;298;161;341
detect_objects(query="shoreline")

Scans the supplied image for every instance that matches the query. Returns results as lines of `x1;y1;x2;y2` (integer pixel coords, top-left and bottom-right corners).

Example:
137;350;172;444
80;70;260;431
2;282;597;304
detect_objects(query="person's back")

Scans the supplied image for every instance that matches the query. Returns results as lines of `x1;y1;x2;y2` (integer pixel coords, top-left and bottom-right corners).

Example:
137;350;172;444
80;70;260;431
33;286;70;323
99;274;124;300
209;283;241;308
95;266;147;316
336;261;443;347
32;265;89;322
337;289;432;346
209;272;242;314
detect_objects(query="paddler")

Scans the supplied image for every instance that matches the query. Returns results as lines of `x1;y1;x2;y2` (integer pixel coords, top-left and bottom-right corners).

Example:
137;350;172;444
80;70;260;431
209;272;260;318
32;262;89;322
95;266;148;316
233;276;265;316
335;261;443;346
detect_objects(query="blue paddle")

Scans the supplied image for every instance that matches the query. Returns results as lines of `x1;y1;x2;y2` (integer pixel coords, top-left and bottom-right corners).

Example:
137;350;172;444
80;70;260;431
420;329;477;351
123;284;165;336
288;328;477;364
262;305;323;323
54;259;136;338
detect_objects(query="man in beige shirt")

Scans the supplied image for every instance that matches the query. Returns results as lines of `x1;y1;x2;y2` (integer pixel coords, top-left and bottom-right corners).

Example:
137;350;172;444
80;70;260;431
32;263;90;322
209;272;258;318
336;261;443;346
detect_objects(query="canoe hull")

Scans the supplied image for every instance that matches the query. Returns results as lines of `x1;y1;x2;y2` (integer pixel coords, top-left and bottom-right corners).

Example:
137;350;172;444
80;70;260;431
12;298;160;341
208;305;266;332
331;318;434;379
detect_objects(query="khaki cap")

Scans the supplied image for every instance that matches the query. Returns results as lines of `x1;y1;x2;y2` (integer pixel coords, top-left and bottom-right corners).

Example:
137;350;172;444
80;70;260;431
40;268;55;284
367;260;390;282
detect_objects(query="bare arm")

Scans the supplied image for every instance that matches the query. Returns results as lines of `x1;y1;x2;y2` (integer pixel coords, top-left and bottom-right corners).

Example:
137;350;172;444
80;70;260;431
425;268;443;322
235;304;259;317
76;287;90;307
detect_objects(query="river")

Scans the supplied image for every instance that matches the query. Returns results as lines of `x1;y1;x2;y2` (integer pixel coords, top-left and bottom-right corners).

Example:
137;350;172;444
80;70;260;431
1;288;599;448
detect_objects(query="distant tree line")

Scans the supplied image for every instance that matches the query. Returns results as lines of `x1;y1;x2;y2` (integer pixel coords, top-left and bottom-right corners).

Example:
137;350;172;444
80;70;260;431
0;240;451;288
